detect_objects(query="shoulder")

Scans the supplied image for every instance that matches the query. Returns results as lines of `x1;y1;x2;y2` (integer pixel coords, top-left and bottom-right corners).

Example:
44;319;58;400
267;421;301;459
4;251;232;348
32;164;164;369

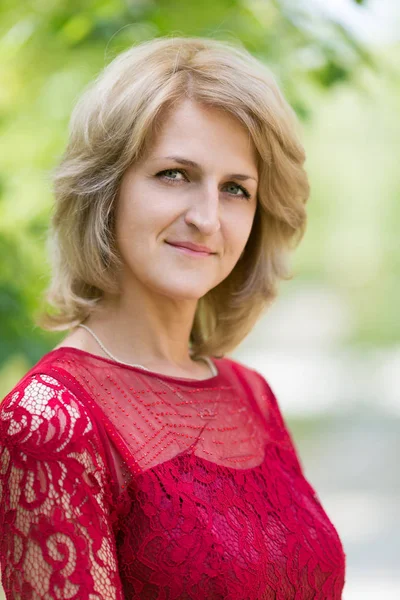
220;356;281;420
0;371;98;457
221;355;275;396
221;355;291;428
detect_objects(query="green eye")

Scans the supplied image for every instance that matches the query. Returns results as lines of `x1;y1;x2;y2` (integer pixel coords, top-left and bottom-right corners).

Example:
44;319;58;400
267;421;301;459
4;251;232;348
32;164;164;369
156;169;186;181
225;183;251;199
155;169;251;199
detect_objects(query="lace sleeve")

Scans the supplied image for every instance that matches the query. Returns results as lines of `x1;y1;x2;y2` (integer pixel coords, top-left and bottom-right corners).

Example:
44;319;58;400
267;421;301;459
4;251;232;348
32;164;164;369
0;373;124;600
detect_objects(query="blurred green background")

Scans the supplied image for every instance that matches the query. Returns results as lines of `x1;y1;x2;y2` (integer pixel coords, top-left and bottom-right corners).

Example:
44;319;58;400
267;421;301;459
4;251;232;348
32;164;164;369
1;0;399;598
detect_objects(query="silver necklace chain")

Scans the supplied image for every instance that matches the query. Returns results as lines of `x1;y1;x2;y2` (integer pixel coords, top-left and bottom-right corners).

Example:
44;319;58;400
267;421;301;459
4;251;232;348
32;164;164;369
78;323;151;370
77;323;220;419
77;324;217;376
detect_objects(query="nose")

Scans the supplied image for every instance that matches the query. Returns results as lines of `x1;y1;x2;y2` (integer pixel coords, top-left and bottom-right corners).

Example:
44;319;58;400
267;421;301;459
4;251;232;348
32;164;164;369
183;182;221;235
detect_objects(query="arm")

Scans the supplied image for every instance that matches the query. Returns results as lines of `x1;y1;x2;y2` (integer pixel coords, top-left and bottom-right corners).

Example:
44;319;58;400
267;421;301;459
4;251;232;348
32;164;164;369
0;373;124;599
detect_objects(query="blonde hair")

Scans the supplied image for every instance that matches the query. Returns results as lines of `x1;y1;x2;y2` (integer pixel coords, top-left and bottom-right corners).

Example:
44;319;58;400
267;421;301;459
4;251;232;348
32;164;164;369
37;36;309;359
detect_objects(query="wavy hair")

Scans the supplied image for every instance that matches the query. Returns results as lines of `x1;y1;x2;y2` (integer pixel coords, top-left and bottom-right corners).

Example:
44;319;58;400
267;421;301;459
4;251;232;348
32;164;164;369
37;36;310;359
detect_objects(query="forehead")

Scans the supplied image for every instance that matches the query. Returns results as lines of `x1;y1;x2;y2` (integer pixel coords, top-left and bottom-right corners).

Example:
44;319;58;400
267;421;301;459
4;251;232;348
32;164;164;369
145;99;258;171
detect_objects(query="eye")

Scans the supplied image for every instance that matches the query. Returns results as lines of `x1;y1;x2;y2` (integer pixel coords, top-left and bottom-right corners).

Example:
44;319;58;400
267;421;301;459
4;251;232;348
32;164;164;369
156;168;187;182
223;182;251;200
155;169;251;199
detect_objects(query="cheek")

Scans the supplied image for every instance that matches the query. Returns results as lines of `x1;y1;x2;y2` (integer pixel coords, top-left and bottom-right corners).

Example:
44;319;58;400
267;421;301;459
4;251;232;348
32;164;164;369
114;199;143;262
227;211;255;252
114;198;169;263
115;192;150;237
117;179;178;234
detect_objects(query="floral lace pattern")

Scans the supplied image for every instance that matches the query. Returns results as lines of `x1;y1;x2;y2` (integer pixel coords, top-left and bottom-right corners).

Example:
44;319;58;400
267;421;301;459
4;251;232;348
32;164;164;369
0;374;123;599
0;349;346;599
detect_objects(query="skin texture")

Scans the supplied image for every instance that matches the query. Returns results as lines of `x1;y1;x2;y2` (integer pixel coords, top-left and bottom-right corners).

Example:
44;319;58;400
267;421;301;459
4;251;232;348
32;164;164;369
57;99;259;378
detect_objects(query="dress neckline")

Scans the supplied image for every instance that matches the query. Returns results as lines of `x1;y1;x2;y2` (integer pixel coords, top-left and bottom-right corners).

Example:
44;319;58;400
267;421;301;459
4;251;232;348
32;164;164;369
48;346;224;386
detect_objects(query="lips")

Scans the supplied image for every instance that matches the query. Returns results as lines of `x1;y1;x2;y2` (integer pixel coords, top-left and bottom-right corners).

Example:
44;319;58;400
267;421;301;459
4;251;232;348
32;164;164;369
165;241;215;254
165;242;215;258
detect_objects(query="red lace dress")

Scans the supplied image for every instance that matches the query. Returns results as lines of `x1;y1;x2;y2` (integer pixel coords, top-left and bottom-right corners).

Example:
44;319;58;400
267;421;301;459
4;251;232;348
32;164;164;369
0;348;346;599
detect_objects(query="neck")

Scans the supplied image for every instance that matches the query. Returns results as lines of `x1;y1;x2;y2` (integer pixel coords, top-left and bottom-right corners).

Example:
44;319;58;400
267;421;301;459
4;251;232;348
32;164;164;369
81;291;199;371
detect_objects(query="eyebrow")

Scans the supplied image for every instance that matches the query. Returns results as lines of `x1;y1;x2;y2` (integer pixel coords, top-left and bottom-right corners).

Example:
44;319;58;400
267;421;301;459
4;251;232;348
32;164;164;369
153;155;258;183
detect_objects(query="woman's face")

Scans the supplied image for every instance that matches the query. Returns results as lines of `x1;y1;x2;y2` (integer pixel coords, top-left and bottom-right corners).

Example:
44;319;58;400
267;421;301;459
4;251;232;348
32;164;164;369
114;99;259;303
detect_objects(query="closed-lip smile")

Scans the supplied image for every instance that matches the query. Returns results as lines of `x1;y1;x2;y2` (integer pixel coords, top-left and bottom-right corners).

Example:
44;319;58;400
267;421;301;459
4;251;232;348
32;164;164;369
165;240;216;254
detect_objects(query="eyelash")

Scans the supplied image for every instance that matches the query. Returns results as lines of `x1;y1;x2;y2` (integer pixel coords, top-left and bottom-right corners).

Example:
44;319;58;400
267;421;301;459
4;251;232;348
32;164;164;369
155;168;252;200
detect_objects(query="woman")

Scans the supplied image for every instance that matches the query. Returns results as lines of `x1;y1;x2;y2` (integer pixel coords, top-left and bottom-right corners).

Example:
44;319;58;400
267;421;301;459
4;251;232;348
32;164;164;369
0;37;346;599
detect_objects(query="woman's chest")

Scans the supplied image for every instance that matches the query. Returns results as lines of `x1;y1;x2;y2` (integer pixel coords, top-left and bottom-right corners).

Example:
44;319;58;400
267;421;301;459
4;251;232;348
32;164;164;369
114;445;346;600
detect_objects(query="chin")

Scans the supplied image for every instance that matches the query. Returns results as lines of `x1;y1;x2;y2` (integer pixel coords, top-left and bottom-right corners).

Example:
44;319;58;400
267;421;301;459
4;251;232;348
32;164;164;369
165;286;212;300
138;263;221;297
149;278;216;300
